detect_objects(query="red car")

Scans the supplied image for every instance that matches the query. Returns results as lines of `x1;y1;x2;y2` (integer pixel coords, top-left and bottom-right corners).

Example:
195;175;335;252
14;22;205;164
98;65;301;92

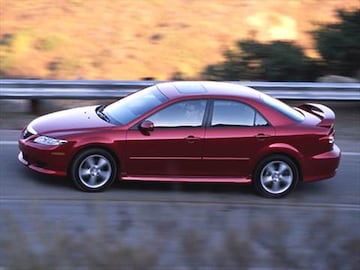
18;81;341;198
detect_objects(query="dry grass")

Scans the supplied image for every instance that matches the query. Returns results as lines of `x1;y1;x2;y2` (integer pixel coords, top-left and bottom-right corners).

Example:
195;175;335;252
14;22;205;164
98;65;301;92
1;0;359;80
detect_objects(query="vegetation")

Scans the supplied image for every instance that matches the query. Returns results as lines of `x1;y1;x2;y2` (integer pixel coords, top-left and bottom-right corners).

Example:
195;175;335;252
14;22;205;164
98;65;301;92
0;0;359;80
202;40;320;81
203;9;360;81
1;208;359;269
312;9;360;77
0;31;34;77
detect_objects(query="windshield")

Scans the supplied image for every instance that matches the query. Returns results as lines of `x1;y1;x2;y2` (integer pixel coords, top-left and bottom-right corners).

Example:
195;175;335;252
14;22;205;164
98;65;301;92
103;86;168;125
261;93;304;122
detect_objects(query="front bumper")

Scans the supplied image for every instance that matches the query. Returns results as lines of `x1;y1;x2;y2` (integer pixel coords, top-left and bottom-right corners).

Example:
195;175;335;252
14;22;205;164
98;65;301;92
18;139;69;177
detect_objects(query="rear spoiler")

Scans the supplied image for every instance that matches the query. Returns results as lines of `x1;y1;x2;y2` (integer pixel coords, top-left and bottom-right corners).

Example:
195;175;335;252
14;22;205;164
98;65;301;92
297;103;335;128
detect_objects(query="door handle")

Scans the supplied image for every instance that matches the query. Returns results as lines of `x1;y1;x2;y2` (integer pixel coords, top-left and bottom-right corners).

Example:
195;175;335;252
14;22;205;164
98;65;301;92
185;135;201;143
256;133;271;140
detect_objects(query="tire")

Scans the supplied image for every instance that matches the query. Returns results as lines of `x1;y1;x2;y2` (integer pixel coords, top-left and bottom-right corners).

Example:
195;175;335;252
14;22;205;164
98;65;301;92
71;148;117;192
253;155;299;198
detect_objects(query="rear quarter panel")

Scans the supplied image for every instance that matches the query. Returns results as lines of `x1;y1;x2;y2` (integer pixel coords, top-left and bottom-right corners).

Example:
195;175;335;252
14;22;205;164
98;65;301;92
251;123;332;180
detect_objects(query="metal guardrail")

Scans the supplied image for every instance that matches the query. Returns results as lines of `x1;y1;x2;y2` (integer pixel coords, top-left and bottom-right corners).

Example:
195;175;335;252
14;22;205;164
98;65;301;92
0;80;359;100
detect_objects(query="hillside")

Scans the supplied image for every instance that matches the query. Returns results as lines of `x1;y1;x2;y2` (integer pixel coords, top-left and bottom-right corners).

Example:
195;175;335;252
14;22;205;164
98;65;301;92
0;0;359;80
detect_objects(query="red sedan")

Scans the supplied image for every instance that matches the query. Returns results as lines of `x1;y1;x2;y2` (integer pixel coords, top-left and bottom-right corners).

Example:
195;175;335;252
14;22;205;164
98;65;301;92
18;81;341;198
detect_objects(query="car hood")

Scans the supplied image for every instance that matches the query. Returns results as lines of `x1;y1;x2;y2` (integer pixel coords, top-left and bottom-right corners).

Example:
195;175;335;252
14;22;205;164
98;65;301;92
28;105;114;135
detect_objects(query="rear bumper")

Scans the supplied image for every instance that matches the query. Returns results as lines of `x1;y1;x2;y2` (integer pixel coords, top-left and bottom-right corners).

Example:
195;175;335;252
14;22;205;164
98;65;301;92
302;144;341;182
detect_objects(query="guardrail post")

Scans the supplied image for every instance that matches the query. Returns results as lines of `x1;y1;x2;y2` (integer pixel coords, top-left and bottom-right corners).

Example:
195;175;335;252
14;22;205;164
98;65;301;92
30;99;40;115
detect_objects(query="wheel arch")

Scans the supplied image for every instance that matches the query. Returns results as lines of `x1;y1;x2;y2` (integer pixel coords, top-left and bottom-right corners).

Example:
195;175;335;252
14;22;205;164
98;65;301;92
67;144;121;178
252;144;303;182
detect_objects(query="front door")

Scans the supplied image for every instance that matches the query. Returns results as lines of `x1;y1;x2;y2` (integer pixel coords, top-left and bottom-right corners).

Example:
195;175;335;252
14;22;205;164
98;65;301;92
125;99;207;177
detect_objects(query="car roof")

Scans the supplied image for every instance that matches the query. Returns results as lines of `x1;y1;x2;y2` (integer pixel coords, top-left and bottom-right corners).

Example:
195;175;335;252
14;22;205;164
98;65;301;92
156;81;261;100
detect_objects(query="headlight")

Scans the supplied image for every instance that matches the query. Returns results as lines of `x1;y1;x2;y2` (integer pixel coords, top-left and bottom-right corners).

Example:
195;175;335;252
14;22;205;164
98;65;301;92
34;136;68;146
27;125;37;135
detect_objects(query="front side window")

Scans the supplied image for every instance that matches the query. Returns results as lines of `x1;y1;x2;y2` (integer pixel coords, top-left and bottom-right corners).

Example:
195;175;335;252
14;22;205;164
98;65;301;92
147;100;207;128
211;100;268;127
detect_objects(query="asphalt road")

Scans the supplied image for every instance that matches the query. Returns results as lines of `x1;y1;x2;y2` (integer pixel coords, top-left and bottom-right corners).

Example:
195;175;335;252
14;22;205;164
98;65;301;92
1;129;359;269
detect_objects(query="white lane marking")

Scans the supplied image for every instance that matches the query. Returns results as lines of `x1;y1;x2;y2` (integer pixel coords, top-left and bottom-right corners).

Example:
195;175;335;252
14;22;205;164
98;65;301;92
342;152;360;156
1;140;360;156
0;141;18;145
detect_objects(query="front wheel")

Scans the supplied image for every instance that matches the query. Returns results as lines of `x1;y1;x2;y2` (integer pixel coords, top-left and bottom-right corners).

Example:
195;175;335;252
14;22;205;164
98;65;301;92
71;148;117;192
253;155;299;198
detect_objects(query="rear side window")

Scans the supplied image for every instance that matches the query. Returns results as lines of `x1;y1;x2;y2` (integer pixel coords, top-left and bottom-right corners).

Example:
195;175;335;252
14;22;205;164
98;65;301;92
261;93;304;122
211;100;269;127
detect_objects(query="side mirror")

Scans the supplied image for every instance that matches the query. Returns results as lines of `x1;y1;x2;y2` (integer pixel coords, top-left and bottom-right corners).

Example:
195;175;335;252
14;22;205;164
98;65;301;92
139;120;154;135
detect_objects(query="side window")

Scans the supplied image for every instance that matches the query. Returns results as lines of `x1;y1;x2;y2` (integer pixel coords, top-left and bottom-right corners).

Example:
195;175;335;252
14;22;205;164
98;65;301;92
147;100;207;128
255;112;269;126
211;100;268;127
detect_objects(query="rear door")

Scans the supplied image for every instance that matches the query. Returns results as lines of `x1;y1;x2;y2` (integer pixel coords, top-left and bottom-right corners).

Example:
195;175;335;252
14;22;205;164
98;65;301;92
203;99;275;177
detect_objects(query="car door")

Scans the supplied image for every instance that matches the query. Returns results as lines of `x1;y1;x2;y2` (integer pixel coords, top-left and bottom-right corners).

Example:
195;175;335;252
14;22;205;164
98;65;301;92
203;99;275;177
125;99;207;177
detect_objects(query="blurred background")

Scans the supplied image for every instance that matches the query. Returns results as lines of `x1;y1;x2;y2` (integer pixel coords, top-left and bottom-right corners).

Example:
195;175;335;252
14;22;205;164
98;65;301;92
1;1;359;269
0;0;359;81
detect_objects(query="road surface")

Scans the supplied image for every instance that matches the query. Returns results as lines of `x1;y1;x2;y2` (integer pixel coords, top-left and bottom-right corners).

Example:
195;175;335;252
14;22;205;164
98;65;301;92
0;129;359;269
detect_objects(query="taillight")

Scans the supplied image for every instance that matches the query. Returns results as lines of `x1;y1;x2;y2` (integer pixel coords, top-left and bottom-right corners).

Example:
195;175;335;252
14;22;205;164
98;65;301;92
319;135;334;145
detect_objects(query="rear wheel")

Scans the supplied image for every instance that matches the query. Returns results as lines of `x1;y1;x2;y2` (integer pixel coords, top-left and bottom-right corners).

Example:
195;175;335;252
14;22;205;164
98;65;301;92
253;155;299;198
71;148;117;192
